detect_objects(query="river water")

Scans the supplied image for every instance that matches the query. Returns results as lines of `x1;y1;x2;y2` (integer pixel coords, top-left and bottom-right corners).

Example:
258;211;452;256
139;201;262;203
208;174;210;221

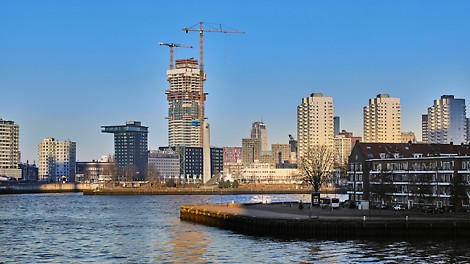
1;193;469;263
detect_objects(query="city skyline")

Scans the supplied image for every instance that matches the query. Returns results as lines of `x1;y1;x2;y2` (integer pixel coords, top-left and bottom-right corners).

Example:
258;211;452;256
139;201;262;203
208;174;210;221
2;1;470;162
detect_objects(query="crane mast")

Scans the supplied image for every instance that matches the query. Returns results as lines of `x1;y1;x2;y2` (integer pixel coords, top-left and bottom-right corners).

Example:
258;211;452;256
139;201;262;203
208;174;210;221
159;42;193;70
182;22;244;146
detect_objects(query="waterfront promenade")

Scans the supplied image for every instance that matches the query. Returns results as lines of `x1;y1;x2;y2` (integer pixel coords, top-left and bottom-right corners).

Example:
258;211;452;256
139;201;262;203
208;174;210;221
180;202;470;240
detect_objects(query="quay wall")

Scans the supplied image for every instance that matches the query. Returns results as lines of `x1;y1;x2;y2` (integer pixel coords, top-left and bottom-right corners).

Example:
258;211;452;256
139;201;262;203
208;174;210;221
0;183;312;195
180;204;470;240
83;188;311;195
0;183;94;194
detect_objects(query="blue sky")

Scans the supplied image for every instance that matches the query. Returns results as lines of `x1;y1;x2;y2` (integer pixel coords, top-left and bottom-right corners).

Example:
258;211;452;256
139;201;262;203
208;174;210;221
1;1;470;162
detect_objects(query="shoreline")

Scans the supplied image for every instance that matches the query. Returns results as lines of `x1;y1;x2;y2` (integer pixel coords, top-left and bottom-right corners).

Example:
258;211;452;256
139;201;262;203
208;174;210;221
0;183;316;195
180;202;470;240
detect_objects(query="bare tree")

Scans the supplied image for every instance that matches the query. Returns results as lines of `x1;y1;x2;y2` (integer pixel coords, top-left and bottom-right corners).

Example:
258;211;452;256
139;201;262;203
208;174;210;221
107;162;120;182
298;145;335;193
123;164;136;182
147;165;161;184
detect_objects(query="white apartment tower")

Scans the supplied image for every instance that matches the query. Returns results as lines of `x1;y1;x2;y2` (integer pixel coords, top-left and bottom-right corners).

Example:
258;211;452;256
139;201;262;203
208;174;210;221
363;94;401;143
38;138;76;182
166;58;204;147
0;118;21;179
423;95;468;144
250;121;268;154
297;93;334;158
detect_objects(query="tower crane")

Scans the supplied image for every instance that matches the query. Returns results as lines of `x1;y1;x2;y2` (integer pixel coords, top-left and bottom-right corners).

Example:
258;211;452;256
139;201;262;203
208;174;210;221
182;22;244;146
159;42;193;70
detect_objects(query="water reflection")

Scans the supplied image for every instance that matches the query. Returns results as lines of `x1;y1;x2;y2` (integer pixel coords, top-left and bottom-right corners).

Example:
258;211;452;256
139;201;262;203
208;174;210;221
1;193;470;263
159;217;212;263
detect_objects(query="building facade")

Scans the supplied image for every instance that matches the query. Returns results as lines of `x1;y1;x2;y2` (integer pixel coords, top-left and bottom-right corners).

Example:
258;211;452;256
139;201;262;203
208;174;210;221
401;132;416;143
423;95;468;144
19;162;38;181
223;147;242;164
76;161;114;182
165;58;204;147
179;146;223;183
363;94;401;143
242;138;259;164
148;149;180;182
38;137;76;182
347;142;470;208
102;121;148;181
338;130;362;149
251;121;268;153
334;134;352;167
297;93;334;158
271;143;291;164
238;162;300;184
334;116;340;136
0;118;21;179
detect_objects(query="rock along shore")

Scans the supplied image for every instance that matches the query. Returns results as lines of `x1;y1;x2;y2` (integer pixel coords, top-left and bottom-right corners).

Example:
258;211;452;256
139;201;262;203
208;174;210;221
180;202;470;240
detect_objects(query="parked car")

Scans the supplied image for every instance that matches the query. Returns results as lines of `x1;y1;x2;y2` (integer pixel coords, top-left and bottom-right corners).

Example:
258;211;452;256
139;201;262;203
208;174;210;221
433;207;444;214
393;204;405;211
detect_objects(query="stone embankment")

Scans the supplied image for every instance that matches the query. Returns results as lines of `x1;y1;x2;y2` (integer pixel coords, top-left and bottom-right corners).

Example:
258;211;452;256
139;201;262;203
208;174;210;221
83;187;311;195
180;202;470;240
0;183;313;195
0;183;92;194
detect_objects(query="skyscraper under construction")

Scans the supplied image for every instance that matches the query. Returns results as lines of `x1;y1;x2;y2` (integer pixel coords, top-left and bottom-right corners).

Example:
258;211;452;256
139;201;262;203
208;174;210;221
165;58;205;147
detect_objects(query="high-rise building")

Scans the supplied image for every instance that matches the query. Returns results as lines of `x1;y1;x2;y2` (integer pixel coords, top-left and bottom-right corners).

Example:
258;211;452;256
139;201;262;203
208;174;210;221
38;137;76;182
165;58;204;147
242;138;259;164
334;134;352;167
363;94;401;143
423;95;468;144
0;118;21;179
102;121;148;180
422;114;429;143
250;121;268;153
297;93;334;158
334;116;340;136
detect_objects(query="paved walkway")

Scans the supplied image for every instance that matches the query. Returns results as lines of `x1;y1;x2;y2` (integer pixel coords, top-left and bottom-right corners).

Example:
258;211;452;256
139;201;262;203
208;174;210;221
184;202;470;222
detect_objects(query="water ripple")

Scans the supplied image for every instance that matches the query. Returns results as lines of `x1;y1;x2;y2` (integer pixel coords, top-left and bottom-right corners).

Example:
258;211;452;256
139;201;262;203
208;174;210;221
1;193;470;263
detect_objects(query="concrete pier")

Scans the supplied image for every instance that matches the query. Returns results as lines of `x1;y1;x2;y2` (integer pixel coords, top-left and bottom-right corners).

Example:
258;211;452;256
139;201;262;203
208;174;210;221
180;203;470;240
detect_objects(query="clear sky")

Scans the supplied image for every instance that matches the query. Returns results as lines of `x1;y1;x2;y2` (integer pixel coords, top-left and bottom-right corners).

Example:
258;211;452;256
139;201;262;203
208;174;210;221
1;1;470;163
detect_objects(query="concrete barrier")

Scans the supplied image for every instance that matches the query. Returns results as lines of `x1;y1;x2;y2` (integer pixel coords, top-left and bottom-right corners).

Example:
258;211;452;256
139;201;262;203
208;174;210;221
180;204;470;240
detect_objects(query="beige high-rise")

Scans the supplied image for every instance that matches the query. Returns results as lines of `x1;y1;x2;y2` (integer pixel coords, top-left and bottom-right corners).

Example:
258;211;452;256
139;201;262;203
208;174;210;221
0;118;21;179
363;94;401;143
166;58;204;147
38;138;76;182
297;93;334;158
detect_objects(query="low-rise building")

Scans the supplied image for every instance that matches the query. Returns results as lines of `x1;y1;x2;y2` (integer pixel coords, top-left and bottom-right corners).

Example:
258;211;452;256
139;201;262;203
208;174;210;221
76;161;115;182
148;149;179;182
238;161;300;184
347;142;470;208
